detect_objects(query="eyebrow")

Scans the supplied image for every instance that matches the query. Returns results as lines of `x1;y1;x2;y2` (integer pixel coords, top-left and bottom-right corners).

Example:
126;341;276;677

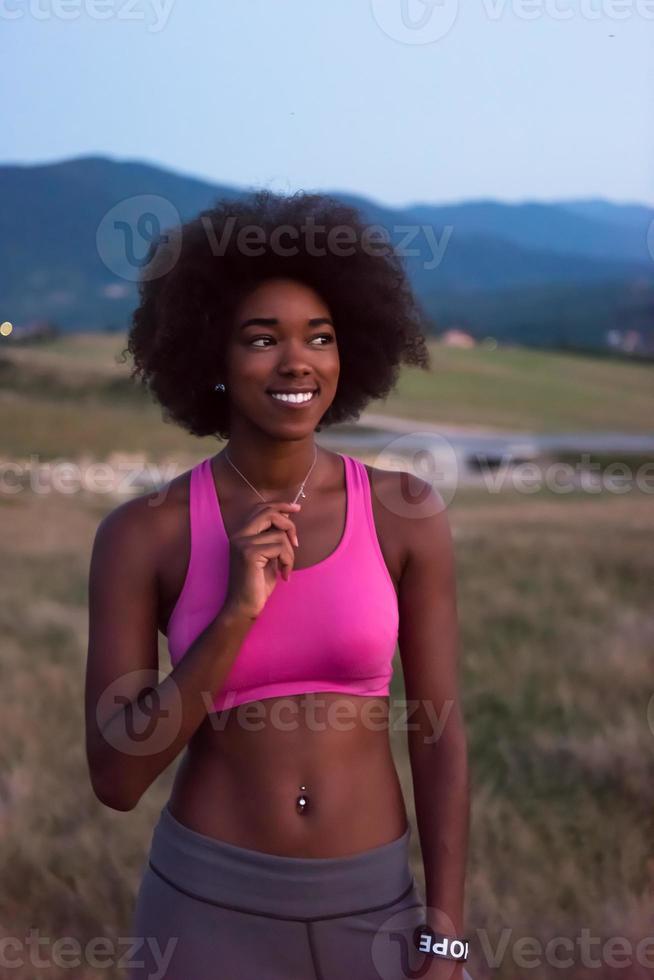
238;317;334;331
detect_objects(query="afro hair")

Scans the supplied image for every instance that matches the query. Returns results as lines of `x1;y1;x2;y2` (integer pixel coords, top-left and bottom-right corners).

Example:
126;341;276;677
121;189;431;440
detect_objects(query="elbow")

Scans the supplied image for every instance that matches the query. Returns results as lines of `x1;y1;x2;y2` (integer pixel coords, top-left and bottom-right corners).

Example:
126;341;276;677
98;789;138;813
408;725;470;782
92;779;137;812
89;767;140;812
86;731;144;811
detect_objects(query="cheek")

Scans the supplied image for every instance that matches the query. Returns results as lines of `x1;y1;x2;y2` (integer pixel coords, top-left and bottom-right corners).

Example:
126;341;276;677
226;352;274;385
324;350;340;379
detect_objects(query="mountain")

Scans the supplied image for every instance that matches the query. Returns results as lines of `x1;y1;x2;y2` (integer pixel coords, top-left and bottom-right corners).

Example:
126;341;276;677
397;198;653;264
554;198;654;234
424;279;654;349
1;156;652;349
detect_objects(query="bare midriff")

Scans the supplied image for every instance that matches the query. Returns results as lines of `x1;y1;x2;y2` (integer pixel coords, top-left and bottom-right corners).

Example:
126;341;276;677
167;691;409;858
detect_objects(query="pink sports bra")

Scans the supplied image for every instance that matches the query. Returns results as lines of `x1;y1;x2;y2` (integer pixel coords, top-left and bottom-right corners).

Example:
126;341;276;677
166;452;399;712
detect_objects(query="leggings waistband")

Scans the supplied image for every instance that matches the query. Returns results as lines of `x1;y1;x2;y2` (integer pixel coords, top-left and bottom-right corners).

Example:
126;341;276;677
147;803;416;920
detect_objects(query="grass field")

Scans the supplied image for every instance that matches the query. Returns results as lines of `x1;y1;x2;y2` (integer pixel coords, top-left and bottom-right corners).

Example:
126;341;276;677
2;332;654;459
1;333;652;979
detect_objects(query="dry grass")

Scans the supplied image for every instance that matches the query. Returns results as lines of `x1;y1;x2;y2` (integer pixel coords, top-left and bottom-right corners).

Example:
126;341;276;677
390;343;654;433
1;482;652;978
1;336;652;978
3;331;654;436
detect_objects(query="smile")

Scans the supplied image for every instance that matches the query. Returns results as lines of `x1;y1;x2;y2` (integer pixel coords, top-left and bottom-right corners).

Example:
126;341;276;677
267;391;317;407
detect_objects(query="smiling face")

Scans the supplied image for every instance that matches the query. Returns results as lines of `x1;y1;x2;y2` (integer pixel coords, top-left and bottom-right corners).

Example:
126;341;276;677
223;277;340;439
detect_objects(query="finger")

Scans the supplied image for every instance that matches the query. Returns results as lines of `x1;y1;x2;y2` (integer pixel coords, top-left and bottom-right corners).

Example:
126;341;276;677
266;513;299;548
255;535;296;570
252;500;302;515
245;512;299;547
241;532;287;551
244;536;295;579
277;538;295;581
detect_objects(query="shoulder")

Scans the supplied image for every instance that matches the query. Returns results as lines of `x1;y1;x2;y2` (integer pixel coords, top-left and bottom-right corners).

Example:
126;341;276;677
90;464;193;563
361;460;449;526
362;460;452;574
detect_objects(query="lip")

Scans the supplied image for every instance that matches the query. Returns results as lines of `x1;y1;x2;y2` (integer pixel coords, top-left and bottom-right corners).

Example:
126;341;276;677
266;386;319;394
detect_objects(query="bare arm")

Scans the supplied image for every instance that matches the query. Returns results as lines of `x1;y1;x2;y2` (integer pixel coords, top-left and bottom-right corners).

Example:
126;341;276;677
397;478;470;942
84;497;255;812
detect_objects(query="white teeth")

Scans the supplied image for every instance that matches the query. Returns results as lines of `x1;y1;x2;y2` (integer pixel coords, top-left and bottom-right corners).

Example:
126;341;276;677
270;391;315;403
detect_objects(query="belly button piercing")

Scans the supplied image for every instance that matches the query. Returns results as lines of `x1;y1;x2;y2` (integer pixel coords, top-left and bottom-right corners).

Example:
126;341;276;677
296;784;309;815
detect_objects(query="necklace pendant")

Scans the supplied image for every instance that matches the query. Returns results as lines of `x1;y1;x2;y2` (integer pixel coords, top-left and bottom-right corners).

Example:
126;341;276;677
299;489;306;498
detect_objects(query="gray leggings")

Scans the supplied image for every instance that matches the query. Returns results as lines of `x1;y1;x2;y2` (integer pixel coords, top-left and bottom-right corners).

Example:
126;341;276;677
127;801;452;980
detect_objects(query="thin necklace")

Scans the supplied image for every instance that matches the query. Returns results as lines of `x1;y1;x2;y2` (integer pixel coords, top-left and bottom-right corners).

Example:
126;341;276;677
222;446;319;504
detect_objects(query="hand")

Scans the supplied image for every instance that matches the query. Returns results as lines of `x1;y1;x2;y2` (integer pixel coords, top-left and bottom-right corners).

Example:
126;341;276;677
223;500;301;619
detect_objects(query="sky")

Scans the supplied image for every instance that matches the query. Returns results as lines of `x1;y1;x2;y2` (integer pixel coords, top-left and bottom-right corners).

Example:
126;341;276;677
2;0;654;208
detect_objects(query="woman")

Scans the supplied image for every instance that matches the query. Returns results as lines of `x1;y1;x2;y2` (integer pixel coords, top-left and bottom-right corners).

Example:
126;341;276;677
85;191;471;980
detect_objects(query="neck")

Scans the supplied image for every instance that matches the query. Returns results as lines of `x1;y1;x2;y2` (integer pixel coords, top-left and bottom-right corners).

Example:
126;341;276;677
218;437;320;495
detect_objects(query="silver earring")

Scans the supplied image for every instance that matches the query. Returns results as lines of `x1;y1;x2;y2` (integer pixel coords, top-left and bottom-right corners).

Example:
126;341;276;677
214;382;226;392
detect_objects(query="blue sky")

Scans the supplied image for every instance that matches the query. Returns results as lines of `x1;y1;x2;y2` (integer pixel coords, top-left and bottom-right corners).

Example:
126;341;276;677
2;0;653;207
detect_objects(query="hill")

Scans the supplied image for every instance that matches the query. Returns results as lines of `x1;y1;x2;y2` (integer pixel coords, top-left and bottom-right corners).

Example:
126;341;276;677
1;156;652;350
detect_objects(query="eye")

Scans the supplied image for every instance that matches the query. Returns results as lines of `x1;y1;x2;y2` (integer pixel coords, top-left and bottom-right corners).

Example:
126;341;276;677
248;334;335;348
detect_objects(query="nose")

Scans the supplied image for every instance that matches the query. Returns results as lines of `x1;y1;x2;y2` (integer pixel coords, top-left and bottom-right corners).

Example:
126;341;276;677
274;337;315;377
